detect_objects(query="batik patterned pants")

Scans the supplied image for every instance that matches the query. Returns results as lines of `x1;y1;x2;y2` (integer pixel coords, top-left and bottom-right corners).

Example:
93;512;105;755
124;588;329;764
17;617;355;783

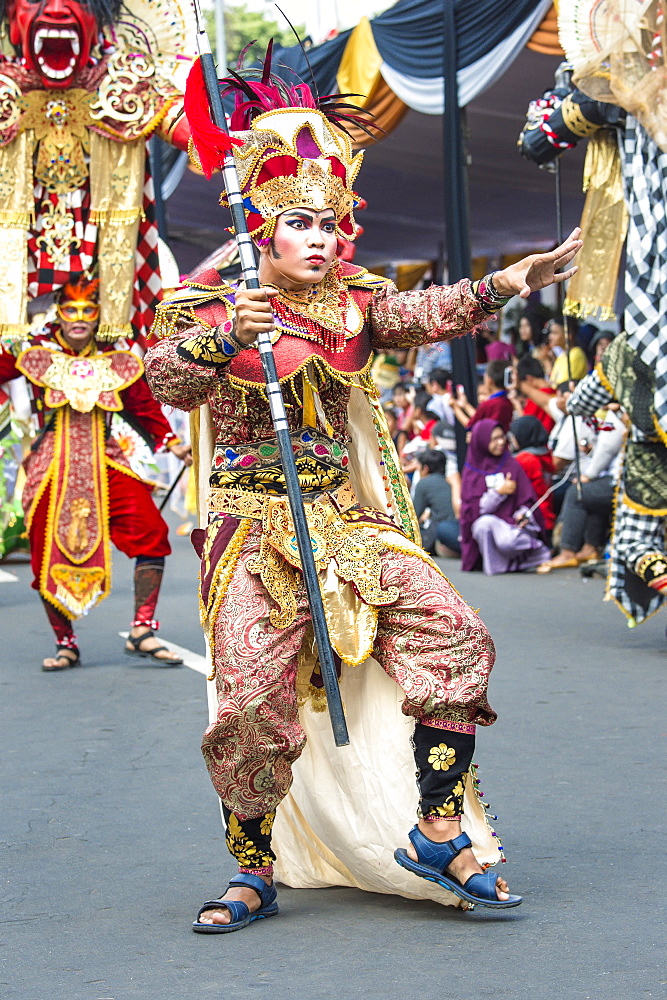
202;527;496;821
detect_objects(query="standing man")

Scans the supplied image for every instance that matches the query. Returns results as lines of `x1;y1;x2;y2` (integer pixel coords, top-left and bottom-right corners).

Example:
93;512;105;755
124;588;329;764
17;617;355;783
0;277;191;670
146;67;581;928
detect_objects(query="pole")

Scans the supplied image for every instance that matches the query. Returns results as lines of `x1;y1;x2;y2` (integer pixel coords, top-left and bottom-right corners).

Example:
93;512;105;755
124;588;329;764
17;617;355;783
149;135;167;240
159;464;186;512
214;0;227;69
442;0;477;471
190;5;349;747
554;160;583;500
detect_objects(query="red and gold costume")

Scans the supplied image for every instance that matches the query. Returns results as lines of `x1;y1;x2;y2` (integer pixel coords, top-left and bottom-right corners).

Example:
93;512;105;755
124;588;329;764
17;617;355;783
146;66;519;907
0;293;176;650
146;258;505;901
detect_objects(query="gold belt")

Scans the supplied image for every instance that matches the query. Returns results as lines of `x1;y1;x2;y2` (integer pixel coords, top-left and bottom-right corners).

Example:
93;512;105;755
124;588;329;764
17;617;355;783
208;480;358;520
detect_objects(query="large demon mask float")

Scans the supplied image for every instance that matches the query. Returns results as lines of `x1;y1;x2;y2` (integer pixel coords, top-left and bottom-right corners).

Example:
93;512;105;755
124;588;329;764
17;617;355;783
6;0;120;88
0;0;195;347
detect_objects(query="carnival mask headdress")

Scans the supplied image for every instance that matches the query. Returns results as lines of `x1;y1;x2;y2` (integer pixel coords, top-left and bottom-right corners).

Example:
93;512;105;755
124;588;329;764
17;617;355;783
185;41;377;242
56;276;101;325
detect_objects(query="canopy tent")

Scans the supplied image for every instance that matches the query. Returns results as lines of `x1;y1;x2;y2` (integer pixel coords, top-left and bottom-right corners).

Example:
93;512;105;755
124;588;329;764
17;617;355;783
272;0;554;129
166;0;585;275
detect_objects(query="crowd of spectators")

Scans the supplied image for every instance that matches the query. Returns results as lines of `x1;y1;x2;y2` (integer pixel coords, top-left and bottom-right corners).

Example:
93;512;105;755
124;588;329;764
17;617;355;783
375;310;624;577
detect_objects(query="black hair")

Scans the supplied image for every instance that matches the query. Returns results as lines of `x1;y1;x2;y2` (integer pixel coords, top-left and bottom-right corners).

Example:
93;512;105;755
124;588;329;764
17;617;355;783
517;313;541;344
486;359;508;390
517;355;546;381
413;390;433;412
419;450;446;476
426;368;451;389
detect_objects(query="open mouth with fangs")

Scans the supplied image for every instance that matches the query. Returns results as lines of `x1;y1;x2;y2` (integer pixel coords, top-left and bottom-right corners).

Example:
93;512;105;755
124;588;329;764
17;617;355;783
31;26;81;81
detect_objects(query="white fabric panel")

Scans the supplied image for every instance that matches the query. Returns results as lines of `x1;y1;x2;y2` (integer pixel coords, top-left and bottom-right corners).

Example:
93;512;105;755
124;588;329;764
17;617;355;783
379;0;553;114
272;656;501;906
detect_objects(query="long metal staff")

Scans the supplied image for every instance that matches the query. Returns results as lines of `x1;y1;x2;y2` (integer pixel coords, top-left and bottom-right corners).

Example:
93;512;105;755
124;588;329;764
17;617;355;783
189;3;349;747
554;159;583;501
159;464;186;512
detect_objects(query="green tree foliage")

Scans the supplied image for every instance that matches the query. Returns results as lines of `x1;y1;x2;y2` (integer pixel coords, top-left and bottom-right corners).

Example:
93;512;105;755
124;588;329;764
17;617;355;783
204;3;306;69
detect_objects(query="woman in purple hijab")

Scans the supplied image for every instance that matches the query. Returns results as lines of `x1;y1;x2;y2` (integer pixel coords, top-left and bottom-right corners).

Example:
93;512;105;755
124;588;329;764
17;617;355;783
460;419;551;574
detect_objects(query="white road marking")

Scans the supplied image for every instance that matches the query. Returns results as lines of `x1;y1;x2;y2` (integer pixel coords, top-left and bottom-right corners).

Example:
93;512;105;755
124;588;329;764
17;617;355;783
0;569;18;582
118;631;210;675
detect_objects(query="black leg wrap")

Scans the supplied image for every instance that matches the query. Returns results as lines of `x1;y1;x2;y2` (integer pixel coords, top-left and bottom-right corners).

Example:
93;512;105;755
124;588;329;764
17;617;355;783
221;805;276;870
413;722;475;817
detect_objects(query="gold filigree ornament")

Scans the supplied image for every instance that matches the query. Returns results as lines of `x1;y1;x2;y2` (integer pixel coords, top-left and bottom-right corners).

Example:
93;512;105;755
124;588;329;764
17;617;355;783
245;158;355;230
39;352;128;413
0;72;22;135
268;260;363;338
18;89;93;193
246;493;399;630
90;41;158;138
66;498;92;554
99;0;197;94
221;108;364;240
36;198;80;269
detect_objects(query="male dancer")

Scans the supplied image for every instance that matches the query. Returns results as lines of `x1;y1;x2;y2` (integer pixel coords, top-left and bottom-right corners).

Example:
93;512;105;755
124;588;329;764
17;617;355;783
146;68;581;928
0;277;191;669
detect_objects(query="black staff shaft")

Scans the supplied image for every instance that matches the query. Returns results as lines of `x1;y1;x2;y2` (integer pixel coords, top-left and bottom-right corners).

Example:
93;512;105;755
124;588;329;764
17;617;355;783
191;24;349;746
159;464;186;512
554;160;583;501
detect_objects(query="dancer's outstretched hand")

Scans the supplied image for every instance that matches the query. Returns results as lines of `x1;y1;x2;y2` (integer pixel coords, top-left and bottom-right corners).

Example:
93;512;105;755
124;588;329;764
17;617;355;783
492;228;582;300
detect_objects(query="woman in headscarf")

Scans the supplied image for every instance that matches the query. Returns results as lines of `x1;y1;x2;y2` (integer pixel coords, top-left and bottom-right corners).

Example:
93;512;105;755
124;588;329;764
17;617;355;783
509;415;556;535
460;419;551;575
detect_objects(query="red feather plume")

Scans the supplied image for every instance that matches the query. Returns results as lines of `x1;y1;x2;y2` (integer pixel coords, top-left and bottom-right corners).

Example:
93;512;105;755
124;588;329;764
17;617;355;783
184;57;243;179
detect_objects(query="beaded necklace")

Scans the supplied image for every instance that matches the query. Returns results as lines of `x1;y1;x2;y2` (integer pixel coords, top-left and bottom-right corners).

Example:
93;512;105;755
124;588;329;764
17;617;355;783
264;261;350;354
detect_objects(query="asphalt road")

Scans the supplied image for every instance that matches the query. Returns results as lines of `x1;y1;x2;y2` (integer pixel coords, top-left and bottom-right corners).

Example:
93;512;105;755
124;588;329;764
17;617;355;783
1;518;665;1000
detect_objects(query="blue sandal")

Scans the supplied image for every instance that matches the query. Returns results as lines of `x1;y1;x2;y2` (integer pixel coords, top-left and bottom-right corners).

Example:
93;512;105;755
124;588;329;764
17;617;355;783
394;826;522;909
192;873;279;933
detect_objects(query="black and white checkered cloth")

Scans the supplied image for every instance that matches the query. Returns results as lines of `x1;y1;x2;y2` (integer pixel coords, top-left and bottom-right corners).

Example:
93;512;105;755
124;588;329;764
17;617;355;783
568;369;612;415
569;368;666;623
623;116;667;441
609;503;666;622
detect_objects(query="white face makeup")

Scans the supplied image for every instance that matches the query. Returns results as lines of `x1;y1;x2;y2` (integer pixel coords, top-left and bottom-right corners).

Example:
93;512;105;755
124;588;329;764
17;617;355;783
258;207;338;290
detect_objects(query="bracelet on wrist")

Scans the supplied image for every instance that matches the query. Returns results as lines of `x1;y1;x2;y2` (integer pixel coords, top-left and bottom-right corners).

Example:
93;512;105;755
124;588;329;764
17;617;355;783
214;320;247;357
473;272;513;314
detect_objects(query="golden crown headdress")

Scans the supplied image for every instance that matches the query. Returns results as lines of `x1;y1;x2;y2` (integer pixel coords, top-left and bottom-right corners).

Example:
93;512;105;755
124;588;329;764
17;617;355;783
185;42;377;241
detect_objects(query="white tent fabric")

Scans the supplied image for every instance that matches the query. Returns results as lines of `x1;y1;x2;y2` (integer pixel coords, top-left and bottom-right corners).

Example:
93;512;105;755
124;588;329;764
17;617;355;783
379;0;552;114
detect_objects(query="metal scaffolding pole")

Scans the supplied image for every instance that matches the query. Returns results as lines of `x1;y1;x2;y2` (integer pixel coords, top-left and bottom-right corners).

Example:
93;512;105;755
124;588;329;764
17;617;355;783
442;0;478;469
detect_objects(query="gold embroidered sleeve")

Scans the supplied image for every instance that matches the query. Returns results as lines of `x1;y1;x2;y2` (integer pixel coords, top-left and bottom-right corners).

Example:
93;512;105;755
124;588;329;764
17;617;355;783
368;279;489;349
177;325;241;367
144;328;225;412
